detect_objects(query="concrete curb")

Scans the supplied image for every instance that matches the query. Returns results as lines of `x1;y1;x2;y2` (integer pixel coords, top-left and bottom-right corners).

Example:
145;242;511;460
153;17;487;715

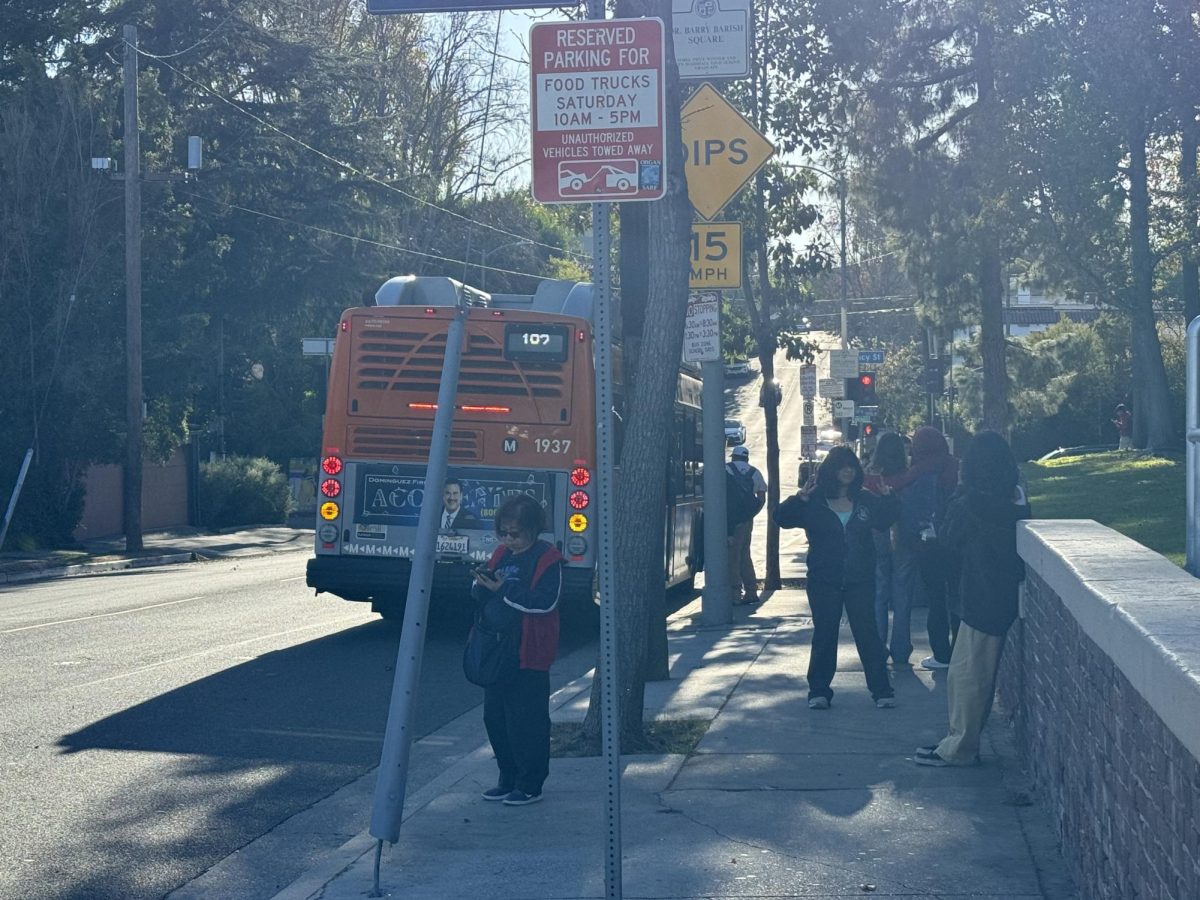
268;675;596;900
0;543;311;586
0;552;196;584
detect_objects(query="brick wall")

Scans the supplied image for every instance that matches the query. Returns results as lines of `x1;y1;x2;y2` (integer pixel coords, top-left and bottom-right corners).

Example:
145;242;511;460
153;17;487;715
999;522;1200;900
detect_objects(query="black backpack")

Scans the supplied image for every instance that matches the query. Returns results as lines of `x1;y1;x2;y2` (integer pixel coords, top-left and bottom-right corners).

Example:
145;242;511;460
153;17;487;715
725;463;764;529
899;469;951;544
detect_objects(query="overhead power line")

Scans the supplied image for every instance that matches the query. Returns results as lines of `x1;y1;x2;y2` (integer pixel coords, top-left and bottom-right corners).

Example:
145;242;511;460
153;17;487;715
180;191;558;283
132;43;587;262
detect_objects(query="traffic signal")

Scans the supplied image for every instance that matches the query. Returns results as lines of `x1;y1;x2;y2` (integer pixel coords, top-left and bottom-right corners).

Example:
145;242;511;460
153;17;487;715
863;422;875;438
857;372;878;405
922;360;944;394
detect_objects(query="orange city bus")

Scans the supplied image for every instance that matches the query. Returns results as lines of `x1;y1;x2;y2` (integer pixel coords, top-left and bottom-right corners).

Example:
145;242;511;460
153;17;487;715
305;276;702;621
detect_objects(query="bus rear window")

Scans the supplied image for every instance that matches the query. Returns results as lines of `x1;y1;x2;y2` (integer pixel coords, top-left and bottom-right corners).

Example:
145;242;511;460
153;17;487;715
504;324;569;363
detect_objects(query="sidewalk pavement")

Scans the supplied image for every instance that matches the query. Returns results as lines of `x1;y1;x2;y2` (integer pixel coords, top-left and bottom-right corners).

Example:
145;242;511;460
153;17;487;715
269;589;1076;900
0;525;313;585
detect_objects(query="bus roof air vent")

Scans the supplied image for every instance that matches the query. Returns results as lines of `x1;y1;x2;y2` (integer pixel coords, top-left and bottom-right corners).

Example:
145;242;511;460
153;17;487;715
374;276;491;309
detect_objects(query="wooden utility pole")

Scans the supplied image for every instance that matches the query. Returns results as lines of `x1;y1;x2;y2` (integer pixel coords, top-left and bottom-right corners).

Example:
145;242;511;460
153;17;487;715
123;24;144;551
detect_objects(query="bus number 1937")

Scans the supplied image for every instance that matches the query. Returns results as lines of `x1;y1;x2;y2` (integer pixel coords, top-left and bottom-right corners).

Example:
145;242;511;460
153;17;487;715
535;438;571;454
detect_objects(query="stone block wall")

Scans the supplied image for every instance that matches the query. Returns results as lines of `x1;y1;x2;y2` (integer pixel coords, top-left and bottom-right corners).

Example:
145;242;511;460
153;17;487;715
998;520;1200;900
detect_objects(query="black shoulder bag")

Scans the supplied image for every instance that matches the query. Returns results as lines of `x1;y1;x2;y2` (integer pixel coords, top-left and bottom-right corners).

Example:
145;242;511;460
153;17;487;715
462;599;520;687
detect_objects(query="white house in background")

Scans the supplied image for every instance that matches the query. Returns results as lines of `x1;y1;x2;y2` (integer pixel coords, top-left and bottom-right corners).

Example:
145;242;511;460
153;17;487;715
953;282;1106;349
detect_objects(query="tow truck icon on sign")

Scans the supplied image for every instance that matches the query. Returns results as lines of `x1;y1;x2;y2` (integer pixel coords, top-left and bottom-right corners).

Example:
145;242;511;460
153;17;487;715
558;160;639;198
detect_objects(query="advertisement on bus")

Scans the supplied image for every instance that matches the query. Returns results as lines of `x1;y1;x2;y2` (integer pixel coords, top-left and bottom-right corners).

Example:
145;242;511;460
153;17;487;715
339;463;557;563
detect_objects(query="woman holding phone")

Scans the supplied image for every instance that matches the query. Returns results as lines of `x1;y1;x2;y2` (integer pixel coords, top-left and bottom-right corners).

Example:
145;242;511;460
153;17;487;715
776;446;901;709
470;494;563;805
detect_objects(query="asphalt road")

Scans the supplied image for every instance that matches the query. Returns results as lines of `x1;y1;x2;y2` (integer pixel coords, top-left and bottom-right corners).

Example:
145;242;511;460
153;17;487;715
0;553;599;900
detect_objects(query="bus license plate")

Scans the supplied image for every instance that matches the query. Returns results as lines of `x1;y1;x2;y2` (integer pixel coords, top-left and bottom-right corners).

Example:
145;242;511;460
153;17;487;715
436;535;469;555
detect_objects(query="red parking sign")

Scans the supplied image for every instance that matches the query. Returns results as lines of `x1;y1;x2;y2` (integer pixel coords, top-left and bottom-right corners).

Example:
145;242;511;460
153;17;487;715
530;19;666;204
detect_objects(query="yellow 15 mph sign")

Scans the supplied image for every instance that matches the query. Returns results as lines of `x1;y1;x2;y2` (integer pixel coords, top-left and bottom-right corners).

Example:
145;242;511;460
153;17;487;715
690;222;742;290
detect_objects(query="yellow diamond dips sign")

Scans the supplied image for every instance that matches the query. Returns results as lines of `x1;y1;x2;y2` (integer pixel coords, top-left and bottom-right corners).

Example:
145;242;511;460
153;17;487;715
681;82;775;220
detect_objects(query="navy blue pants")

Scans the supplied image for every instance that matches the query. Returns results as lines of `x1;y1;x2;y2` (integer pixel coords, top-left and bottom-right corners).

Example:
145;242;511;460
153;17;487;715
916;542;960;664
806;579;893;702
484;668;551;795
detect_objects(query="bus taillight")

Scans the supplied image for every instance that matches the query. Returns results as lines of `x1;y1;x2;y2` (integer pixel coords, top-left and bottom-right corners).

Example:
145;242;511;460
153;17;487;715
322;454;343;475
570;466;591;487
320;479;341;498
320;502;340;521
568;490;589;510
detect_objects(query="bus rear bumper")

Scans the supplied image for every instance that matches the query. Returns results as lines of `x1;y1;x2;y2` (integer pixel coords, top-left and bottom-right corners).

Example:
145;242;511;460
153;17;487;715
305;554;412;604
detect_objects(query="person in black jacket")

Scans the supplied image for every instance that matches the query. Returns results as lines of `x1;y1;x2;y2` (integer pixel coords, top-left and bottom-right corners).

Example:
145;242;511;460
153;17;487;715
775;445;900;709
915;431;1031;767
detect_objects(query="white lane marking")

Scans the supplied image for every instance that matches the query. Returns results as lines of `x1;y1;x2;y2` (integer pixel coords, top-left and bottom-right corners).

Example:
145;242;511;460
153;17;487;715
0;596;204;635
279;576;307;583
68;617;369;690
236;727;382;743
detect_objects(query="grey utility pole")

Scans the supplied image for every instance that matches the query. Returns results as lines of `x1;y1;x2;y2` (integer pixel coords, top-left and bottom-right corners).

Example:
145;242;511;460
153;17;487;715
701;357;732;623
837;174;848;350
123;24;144;552
1186;316;1200;574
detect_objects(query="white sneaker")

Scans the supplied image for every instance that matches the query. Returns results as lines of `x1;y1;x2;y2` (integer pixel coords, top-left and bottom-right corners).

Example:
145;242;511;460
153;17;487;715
808;696;831;710
921;656;950;670
875;697;896;709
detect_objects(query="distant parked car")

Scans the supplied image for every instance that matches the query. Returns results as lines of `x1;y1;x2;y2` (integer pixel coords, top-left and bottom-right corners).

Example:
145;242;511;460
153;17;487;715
725;359;752;378
724;419;746;445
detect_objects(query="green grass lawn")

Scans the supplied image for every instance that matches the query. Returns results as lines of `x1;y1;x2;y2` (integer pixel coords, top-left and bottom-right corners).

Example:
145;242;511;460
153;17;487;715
1021;453;1186;567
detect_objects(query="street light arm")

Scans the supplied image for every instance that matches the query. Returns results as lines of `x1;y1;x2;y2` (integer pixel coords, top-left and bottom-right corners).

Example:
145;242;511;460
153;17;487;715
776;160;843;189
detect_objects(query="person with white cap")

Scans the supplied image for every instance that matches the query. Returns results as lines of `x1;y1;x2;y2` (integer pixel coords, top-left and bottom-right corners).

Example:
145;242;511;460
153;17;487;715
726;445;767;604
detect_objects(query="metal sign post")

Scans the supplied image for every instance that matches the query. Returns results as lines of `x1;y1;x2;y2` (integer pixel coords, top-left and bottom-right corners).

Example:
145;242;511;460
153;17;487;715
1186;316;1200;575
367;293;469;887
591;202;624;899
684;292;731;623
582;8;622;898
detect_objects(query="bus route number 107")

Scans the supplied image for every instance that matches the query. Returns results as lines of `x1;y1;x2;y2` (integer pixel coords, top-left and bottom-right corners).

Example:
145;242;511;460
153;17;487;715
535;438;571;454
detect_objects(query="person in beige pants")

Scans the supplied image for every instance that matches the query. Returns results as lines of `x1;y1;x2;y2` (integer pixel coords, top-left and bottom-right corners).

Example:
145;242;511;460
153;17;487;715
914;431;1030;767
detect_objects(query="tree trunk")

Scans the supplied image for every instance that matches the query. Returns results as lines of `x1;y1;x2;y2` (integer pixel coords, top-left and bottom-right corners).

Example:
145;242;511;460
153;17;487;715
583;0;690;747
1127;126;1175;450
749;223;782;591
618;198;669;682
978;239;1008;433
619;203;649;384
1181;118;1199;325
746;6;781;589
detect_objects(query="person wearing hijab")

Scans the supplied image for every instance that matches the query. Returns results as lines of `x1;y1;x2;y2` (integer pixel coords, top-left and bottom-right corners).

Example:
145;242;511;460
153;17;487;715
888;427;960;669
915;431;1031;767
863;431;916;666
